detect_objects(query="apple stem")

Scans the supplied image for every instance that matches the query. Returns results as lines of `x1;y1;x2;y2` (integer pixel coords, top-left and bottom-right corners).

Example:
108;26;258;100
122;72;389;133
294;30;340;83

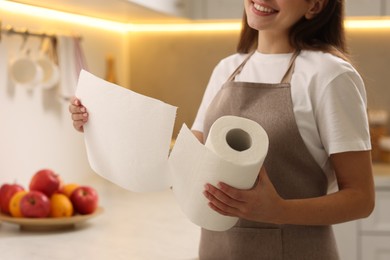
28;198;36;205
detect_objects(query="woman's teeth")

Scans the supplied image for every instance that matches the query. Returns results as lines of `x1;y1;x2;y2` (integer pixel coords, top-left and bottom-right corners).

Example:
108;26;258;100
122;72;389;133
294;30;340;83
253;3;275;13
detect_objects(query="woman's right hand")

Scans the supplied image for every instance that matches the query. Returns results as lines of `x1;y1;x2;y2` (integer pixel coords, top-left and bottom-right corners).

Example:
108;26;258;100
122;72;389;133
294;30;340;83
68;96;88;132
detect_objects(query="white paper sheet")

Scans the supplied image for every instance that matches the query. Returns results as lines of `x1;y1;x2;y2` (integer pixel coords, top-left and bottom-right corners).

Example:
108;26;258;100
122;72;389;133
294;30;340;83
75;70;269;231
76;70;176;192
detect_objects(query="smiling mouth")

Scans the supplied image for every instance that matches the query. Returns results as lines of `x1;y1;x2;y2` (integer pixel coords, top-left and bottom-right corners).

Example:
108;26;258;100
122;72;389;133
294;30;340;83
253;2;277;14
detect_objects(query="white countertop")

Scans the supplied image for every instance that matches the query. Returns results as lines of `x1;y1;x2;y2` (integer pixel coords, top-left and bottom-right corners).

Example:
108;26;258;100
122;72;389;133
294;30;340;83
0;177;200;260
1;164;389;260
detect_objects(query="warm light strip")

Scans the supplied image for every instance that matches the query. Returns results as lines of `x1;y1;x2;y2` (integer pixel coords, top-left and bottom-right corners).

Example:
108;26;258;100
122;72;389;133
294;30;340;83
129;22;242;32
344;19;390;29
0;0;128;33
1;0;390;32
133;19;390;32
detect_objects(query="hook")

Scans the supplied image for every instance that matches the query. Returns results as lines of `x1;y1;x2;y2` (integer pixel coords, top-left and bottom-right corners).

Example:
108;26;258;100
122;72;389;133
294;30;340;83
38;34;45;50
19;28;29;50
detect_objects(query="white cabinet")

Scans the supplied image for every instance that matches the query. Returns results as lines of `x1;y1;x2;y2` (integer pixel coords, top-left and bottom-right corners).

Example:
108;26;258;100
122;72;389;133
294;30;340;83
334;169;390;260
359;189;390;260
360;190;390;232
361;236;390;260
345;0;389;16
189;0;243;19
334;221;358;260
128;0;191;18
386;0;390;15
127;0;244;20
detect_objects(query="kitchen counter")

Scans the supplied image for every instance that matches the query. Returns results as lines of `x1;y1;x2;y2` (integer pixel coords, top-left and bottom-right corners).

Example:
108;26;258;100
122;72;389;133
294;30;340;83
373;163;390;188
0;177;200;260
1;164;389;260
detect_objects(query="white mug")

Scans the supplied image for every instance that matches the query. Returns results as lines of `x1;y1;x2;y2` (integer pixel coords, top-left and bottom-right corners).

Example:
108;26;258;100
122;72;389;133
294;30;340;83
9;50;43;89
35;54;60;89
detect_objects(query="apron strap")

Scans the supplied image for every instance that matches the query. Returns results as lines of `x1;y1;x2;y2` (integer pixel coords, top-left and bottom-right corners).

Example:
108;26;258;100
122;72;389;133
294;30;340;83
227;50;300;84
280;51;300;84
226;51;255;82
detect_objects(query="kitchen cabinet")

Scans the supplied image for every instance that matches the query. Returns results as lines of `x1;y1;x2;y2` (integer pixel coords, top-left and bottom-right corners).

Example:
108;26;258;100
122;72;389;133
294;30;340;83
128;0;191;19
386;0;390;15
8;0;185;22
359;188;390;259
9;0;390;21
334;164;390;260
345;0;389;16
9;0;244;21
334;221;358;260
361;236;390;260
190;0;243;20
128;0;244;20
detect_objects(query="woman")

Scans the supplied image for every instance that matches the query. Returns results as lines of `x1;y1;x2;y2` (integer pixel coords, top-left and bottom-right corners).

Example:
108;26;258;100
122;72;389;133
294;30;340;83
69;0;374;259
192;0;375;259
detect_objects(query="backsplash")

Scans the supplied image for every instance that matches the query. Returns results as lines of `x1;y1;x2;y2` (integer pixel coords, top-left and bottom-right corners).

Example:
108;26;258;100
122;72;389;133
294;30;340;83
347;29;390;131
128;28;390;138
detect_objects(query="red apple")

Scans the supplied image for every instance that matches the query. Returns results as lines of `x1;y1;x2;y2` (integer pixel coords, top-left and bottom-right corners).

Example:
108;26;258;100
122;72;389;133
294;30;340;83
0;183;24;214
29;169;62;197
20;191;50;218
70;186;98;215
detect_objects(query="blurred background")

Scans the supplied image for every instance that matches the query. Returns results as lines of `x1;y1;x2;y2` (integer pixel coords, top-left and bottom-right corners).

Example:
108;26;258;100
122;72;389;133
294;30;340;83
1;1;390;259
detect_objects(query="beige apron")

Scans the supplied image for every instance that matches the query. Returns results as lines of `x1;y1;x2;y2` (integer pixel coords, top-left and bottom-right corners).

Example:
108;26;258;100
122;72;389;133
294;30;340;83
199;52;339;260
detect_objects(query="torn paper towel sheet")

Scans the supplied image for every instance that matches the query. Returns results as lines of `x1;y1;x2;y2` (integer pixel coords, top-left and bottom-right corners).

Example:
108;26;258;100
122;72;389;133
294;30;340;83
75;70;269;231
75;70;176;192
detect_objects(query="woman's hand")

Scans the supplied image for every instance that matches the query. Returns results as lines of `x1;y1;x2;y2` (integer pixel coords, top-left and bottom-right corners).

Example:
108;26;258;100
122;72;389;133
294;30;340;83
203;167;284;224
68;96;88;132
204;151;375;226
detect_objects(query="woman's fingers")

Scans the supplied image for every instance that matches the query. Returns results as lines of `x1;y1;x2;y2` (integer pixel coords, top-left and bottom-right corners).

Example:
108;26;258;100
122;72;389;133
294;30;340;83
71;112;88;121
73;121;84;132
68;96;88;132
68;98;86;114
204;191;239;217
69;104;86;114
204;183;244;216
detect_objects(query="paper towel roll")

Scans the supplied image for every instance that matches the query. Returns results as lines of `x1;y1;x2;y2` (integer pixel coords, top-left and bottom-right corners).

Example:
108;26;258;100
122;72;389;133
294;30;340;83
170;116;269;231
76;71;269;231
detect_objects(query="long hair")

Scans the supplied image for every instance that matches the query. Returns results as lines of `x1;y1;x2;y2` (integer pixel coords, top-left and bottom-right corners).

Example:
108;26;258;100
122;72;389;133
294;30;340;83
237;0;348;59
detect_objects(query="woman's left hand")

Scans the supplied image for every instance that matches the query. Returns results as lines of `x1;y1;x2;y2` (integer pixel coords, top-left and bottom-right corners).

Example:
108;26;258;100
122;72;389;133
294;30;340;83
203;167;284;224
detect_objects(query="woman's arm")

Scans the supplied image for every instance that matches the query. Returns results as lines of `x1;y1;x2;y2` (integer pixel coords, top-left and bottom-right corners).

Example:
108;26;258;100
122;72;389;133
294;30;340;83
204;150;375;225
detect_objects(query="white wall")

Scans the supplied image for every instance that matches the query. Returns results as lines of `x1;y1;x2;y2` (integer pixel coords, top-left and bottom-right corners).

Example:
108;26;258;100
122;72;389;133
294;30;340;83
0;11;129;187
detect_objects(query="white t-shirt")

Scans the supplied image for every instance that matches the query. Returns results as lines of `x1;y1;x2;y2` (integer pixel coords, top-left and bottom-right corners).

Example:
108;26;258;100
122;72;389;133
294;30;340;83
192;50;371;192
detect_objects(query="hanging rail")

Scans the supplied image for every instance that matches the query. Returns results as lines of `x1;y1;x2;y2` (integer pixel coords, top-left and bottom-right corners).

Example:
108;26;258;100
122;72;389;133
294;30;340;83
1;24;56;41
0;21;81;42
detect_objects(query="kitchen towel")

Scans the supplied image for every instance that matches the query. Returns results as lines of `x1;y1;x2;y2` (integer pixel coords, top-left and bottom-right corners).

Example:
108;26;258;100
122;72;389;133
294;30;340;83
75;70;269;231
57;36;88;99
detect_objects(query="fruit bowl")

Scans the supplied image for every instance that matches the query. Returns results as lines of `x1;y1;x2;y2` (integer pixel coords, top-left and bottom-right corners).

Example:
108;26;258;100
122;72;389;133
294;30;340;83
0;207;103;231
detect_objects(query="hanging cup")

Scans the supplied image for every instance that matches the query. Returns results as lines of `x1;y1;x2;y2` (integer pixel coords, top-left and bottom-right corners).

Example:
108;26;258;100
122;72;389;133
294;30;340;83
8;36;43;89
35;37;60;90
9;52;43;90
35;54;60;89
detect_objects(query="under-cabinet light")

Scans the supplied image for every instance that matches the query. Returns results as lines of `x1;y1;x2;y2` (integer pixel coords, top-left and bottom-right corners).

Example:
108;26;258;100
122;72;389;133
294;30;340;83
1;0;390;32
128;22;242;32
344;18;390;29
0;0;128;33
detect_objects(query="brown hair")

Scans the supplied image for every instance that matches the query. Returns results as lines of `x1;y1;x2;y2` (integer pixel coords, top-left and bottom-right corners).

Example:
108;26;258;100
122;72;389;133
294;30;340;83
237;0;348;59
